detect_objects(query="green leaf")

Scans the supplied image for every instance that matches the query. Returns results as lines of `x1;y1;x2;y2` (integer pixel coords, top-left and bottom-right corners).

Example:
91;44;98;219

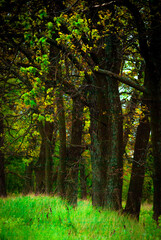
47;22;53;29
38;114;45;122
38;37;47;43
30;100;37;107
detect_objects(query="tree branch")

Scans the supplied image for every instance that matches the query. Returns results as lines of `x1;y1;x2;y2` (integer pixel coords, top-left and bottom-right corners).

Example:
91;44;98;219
95;68;147;93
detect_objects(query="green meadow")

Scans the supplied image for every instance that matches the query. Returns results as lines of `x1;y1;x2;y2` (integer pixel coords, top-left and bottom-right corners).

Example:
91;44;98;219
0;196;160;240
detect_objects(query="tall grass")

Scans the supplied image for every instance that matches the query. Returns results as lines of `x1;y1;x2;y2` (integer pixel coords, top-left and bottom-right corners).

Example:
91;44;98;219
0;196;160;239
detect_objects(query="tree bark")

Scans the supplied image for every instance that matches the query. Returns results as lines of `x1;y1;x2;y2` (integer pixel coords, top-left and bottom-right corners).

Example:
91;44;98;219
106;75;123;210
0;113;7;197
123;91;138;153
80;157;87;199
149;2;161;223
35;121;54;194
89;73;108;206
121;0;161;223
23;162;34;195
57;91;67;197
66;97;84;206
35;138;46;194
89;34;123;209
125;104;150;219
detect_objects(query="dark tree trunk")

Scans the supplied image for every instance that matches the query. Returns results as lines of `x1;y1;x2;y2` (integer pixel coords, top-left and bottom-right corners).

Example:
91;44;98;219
125;105;150;219
123;0;161;223
123;92;138;153
106;76;123;210
35;138;46;194
0;113;7;197
149;73;161;222
80;157;87;199
125;66;151;219
66;97;84;206
89;73;108;207
151;91;161;222
35;121;54;194
149;3;161;222
23;162;34;195
57;91;67;197
89;34;123;209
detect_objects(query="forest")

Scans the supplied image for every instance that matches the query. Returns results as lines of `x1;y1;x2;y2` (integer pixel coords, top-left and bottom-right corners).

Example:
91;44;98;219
0;0;161;237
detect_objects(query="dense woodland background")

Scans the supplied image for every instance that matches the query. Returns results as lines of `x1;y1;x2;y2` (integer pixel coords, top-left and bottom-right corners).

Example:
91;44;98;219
0;0;161;223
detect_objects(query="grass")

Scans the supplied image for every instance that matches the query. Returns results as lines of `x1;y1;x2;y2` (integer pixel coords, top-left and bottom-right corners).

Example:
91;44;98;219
0;195;161;240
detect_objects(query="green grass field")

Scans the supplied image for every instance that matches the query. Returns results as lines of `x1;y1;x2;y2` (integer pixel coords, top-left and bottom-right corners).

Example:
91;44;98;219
0;196;160;240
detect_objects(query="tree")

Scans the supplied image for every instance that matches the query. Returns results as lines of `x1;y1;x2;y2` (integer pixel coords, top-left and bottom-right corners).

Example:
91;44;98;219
0;111;7;197
113;0;161;223
1;0;160;222
57;91;67;197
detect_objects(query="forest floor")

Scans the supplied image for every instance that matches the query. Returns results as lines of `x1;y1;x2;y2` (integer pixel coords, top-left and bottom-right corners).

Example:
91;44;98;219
0;195;160;239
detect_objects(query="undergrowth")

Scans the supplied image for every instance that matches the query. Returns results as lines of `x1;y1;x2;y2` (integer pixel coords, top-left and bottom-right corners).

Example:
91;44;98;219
0;196;160;239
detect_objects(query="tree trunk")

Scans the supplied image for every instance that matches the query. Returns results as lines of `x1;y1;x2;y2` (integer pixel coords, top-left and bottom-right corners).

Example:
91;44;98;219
0;113;7;197
80;157;87;199
151;92;161;222
125;65;150;219
57;91;67;197
66;97;84;205
106;76;123;210
35;138;46;194
89;34;123;209
89;73;108;206
125;107;150;219
149;3;161;221
35;121;54;194
123;91;138;153
23;162;34;195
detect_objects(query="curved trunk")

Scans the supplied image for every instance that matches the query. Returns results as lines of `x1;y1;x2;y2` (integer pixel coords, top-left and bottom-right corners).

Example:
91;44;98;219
125;110;150;219
125;67;150;219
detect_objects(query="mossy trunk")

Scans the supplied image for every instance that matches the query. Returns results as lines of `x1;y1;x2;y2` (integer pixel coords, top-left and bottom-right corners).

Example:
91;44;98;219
66;97;84;206
89;73;109;207
89;34;123;209
106;77;123;210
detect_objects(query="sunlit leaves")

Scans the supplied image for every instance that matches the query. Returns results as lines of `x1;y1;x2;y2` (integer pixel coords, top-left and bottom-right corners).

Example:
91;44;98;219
39;9;47;20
